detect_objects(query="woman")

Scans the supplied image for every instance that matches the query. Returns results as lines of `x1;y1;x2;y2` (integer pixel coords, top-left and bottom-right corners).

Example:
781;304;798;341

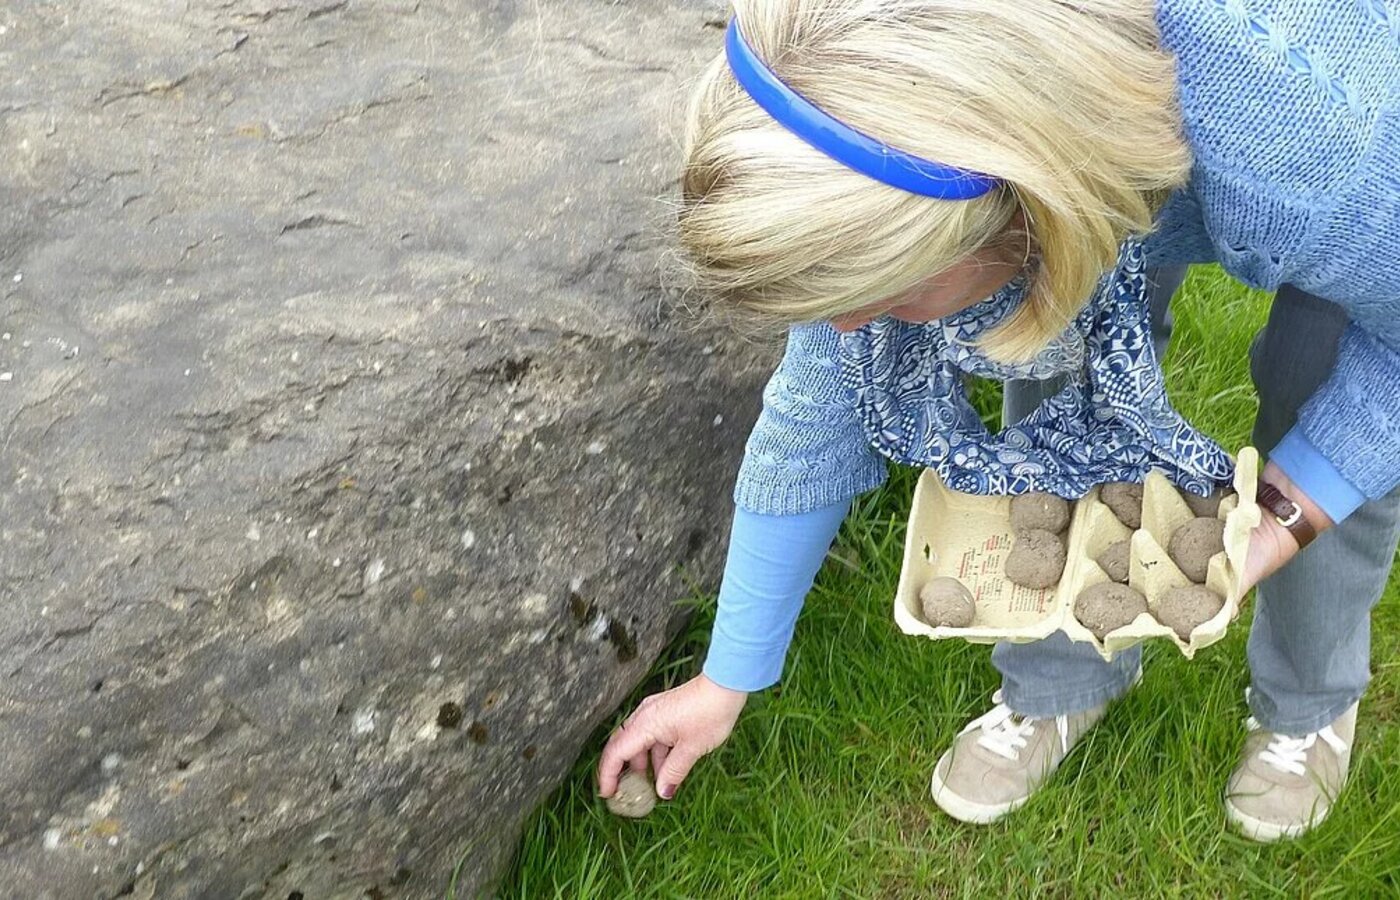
599;0;1400;841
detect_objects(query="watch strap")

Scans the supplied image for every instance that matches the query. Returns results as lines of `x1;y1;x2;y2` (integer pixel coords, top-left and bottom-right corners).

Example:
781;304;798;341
1256;480;1317;550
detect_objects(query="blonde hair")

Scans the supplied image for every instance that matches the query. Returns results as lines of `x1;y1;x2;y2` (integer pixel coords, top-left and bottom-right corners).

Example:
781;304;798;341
678;0;1190;360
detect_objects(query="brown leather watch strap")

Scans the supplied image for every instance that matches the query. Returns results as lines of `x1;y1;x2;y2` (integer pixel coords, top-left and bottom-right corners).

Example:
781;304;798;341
1256;480;1318;550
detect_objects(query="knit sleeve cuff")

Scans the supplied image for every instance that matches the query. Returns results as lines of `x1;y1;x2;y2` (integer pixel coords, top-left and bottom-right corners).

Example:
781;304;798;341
1296;325;1400;501
732;456;888;516
1268;426;1367;524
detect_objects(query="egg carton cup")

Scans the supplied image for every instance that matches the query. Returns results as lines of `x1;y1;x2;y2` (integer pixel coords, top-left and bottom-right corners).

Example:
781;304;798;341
893;447;1261;660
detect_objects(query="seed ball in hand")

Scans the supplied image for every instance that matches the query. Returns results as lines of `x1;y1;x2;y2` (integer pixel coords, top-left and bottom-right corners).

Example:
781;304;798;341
919;576;976;628
605;769;658;819
1010;491;1070;534
1180;486;1231;518
1004;528;1066;589
1156;584;1225;640
1167;516;1226;583
1096;539;1131;584
1100;482;1144;529
1074;583;1149;639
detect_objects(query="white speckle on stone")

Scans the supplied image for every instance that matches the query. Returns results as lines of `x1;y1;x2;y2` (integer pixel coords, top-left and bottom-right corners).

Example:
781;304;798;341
136;861;145;875
184;368;191;376
303;401;316;412
250;581;258;591
444;607;457;621
587;614;610;641
332;557;342;567
569;576;584;593
108;835;119;846
373;360;383;373
291;350;300;363
460;529;476;550
522;593;549;616
77;725;91;739
313;831;335;844
43;828;61;850
415;720;438;742
1;332;9;340
245;522;261;541
22;339;31;347
362;557;386;590
713;414;723;426
0;372;11;382
100;753;122;774
12;272;21;283
0;26;8;35
430;653;442;669
528;628;548;644
701;345;714;355
585;440;606;456
352;707;375;735
307;527;319;540
299;658;312;673
165;277;174;286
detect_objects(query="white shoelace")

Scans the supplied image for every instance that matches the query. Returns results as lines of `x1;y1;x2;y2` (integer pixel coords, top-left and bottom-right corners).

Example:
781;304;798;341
1246;716;1348;777
962;689;1069;761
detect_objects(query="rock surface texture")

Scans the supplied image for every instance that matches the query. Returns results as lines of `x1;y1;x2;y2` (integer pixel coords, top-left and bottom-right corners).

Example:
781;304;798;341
0;1;752;897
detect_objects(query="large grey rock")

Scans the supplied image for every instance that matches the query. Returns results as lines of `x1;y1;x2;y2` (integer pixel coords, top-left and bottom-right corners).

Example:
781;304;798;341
0;1;761;897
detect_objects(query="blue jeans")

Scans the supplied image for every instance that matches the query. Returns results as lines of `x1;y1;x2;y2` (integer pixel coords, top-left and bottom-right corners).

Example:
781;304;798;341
999;267;1400;737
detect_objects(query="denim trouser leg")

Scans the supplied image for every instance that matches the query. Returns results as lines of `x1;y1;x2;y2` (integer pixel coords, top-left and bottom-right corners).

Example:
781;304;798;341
993;266;1189;716
1246;286;1400;736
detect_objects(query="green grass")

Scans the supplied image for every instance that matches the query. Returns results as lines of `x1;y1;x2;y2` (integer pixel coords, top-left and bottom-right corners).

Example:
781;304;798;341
490;266;1400;898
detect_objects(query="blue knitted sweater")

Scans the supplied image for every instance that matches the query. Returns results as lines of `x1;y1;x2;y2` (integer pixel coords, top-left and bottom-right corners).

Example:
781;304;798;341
702;0;1400;692
734;0;1400;516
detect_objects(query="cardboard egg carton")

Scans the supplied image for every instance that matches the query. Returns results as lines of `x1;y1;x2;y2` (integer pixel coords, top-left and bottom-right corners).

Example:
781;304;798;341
893;447;1261;659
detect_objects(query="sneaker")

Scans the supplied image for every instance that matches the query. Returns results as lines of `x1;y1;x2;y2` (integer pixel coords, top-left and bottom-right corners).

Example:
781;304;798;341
1224;700;1357;842
930;671;1139;825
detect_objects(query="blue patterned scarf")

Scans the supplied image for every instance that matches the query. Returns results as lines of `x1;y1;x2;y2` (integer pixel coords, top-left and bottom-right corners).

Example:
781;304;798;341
837;240;1234;497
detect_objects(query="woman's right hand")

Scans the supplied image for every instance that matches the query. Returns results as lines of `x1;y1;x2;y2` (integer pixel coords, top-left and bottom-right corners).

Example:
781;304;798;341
596;673;749;802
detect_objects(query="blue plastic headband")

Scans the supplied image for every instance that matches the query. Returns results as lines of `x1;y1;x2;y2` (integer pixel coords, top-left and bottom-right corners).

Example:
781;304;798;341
724;19;999;200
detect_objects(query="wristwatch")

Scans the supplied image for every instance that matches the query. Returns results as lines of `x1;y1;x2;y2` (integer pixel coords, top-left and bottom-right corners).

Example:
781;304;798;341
1256;480;1317;550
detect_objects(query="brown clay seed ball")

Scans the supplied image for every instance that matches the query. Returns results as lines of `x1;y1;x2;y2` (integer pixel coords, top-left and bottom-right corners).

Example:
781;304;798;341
1010;491;1070;534
919;576;976;628
605;769;658;819
1100;482;1144;529
1156;584;1226;640
1167;516;1226;583
1005;528;1066;589
1096;539;1131;584
1074;583;1149;640
1180;487;1231;518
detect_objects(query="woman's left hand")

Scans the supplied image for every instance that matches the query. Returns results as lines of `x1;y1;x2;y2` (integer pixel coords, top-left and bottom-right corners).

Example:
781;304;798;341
1239;462;1333;592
